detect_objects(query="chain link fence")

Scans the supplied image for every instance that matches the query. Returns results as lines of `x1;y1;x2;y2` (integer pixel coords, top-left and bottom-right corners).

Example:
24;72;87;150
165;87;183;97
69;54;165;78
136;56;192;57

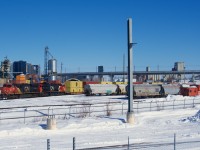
44;135;200;150
1;97;200;122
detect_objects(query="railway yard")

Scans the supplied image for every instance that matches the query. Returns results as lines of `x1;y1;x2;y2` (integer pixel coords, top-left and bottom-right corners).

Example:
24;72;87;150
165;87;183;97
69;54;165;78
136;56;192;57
0;94;200;149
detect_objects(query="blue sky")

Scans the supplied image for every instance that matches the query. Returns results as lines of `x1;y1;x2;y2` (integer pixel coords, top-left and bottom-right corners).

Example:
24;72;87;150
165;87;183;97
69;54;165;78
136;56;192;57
1;0;200;73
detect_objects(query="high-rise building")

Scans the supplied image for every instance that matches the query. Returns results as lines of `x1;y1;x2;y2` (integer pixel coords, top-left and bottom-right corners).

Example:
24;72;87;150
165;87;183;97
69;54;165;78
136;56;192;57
174;62;185;71
13;61;27;77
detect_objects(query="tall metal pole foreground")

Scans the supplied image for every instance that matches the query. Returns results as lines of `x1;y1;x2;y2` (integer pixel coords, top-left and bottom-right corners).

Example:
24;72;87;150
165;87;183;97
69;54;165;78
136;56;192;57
127;18;135;124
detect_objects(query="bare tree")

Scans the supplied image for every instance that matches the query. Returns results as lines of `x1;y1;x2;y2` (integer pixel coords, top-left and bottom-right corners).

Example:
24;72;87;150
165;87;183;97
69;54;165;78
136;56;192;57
78;102;91;118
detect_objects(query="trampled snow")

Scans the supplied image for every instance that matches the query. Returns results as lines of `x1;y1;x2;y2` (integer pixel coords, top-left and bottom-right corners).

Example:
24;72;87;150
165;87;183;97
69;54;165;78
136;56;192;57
0;95;200;149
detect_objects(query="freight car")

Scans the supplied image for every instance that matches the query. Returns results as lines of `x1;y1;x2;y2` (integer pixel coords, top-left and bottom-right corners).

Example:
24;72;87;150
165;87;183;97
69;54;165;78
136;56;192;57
131;84;164;98
162;84;180;96
129;84;181;98
84;84;122;96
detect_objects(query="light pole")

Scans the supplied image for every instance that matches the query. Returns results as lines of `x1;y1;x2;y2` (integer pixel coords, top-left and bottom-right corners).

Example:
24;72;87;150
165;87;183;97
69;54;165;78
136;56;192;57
127;18;135;124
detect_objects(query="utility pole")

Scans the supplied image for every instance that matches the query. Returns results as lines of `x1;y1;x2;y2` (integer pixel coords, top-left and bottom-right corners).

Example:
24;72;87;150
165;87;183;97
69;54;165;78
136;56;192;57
127;18;135;124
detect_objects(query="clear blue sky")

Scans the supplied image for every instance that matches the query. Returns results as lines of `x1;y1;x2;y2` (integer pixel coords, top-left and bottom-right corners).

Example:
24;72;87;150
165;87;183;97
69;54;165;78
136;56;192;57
1;0;200;73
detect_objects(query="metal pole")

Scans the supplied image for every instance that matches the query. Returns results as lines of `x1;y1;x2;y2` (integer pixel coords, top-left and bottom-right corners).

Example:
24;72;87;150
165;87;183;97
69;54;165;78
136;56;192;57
193;98;195;107
48;107;50;117
128;136;130;150
47;139;50;150
174;133;176;150
128;18;133;112
73;137;75;150
24;108;27;124
126;18;135;124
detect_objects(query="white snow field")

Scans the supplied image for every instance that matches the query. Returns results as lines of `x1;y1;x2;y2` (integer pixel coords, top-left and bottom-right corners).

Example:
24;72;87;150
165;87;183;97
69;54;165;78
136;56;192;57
0;95;200;149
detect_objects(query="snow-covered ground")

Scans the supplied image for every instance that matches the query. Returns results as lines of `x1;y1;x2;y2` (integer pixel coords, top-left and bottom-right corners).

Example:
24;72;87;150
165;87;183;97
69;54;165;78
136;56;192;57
0;95;200;149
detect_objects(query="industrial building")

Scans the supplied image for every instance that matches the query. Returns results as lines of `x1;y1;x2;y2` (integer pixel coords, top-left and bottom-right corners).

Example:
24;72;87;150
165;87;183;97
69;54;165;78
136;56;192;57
12;61;40;78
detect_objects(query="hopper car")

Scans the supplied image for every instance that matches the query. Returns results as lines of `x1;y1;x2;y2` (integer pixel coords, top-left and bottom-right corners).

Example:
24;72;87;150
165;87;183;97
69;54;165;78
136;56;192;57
84;83;182;98
130;84;180;98
84;84;123;96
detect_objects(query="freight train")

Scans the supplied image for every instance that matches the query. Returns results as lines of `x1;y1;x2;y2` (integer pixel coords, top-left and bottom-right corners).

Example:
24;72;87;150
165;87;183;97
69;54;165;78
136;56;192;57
1;80;200;99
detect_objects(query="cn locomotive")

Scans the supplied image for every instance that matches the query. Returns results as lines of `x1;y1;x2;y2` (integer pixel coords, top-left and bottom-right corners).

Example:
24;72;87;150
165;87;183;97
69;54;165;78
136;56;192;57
0;81;66;99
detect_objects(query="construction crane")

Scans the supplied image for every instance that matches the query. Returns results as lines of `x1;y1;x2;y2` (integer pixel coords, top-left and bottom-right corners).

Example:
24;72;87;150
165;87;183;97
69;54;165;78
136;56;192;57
44;46;53;76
